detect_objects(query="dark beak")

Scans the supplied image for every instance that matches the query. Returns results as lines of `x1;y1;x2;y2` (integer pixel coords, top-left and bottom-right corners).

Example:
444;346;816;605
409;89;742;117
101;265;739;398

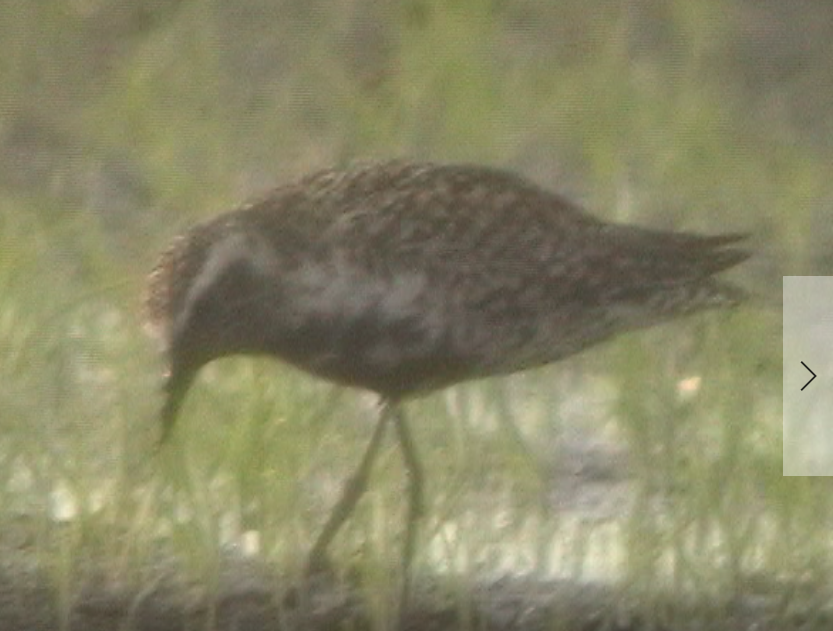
157;367;197;448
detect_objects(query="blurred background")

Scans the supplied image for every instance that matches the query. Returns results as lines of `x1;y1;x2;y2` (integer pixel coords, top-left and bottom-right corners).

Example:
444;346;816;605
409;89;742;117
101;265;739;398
0;0;828;629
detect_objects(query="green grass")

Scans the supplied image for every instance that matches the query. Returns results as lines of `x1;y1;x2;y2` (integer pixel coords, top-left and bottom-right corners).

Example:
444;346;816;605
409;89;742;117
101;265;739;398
0;0;827;628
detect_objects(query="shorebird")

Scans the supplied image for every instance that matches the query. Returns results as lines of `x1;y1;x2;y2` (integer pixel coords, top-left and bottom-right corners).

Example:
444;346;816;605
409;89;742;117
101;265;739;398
145;160;748;614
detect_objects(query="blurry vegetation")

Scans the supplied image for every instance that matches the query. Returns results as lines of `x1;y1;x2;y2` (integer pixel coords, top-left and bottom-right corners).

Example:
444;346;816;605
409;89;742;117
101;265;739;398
0;0;830;628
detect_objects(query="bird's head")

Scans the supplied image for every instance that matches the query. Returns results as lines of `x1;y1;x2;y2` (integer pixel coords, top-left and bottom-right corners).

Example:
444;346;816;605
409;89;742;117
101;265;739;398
145;219;280;447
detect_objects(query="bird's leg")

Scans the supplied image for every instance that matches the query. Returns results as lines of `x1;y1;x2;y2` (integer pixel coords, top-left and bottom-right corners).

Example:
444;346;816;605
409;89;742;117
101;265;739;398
392;404;425;624
306;401;391;573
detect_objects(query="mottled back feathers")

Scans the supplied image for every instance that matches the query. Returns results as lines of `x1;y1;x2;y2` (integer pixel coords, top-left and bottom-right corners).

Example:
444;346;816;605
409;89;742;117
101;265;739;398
146;160;749;405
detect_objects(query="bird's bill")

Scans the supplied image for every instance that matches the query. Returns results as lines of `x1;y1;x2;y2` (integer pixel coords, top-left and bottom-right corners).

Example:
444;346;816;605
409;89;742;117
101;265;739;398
158;368;196;447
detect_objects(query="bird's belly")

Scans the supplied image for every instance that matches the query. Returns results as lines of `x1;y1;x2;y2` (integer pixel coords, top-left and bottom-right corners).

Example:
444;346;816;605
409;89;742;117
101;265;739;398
266;285;469;397
295;346;471;399
277;320;470;398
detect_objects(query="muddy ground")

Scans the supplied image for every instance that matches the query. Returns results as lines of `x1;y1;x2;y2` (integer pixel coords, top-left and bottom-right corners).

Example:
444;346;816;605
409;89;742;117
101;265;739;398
0;550;817;631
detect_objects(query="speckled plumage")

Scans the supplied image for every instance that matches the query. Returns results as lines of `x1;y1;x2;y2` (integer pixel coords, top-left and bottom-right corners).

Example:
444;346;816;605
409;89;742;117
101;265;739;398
145;160;748;609
146;160;747;415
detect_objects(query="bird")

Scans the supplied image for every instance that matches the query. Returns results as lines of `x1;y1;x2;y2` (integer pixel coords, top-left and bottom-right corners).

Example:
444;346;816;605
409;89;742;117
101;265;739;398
144;159;749;616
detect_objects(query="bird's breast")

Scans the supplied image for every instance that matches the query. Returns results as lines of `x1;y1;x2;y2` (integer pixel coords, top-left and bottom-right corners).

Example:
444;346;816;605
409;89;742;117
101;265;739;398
272;263;467;396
